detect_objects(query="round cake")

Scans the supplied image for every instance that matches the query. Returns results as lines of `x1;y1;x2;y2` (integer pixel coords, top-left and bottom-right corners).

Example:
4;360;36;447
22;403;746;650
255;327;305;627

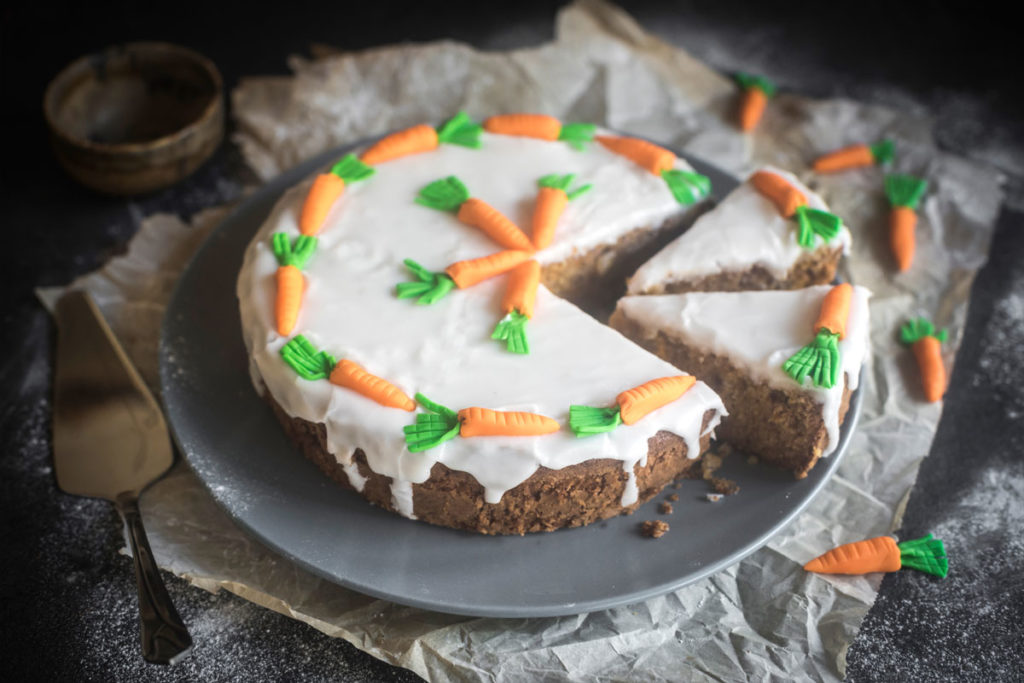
237;113;728;535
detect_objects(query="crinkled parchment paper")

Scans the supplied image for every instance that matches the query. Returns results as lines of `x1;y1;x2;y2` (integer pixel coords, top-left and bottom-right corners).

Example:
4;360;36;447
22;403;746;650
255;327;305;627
41;1;1004;680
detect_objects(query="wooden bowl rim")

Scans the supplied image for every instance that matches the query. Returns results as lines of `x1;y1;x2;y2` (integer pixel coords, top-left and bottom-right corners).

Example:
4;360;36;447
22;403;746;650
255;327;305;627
42;41;224;155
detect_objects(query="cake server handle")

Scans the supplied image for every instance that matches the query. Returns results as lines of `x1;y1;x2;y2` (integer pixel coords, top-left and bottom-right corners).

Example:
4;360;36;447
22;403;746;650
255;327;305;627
115;492;193;665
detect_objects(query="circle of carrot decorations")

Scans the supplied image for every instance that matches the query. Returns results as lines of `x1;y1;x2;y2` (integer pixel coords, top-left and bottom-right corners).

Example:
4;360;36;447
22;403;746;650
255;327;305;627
813;139;895;174
298;154;375;237
532;173;592;249
416;175;535;252
594;135;710;205
483;114;596;151
359;111;483;166
396;250;533;305
403;393;559;452
492;260;540;354
734;72;776;132
279;335;415;411
783;283;852;390
271;233;318;336
804;534;948;578
749;170;843;249
569;375;697;436
900;317;948;402
884;173;929;272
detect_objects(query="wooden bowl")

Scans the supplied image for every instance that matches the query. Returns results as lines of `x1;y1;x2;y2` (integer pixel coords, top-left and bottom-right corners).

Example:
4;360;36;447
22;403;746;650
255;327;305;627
43;42;224;195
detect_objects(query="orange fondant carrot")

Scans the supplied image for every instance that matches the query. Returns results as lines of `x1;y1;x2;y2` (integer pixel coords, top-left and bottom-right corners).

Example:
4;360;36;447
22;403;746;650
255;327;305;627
457;198;536;251
617;375;697;425
298;155;375;236
329;359;415;411
750;170;807;217
735;73;776;132
890;207;917;272
417;176;533;251
271;233;318;336
299;174;345;237
484;113;561;141
901;318;948;402
445;250;533;289
360;124;439;165
885;174;928;272
531;173;592;249
404;394;560;451
501;260;541;319
813;140;895;173
275;265;304;336
804;534;948;577
595;135;676;175
457;406;560;437
816;283;853;339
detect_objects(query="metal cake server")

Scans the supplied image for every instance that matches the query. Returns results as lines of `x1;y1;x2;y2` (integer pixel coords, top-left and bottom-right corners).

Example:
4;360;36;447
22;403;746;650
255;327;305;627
53;290;192;665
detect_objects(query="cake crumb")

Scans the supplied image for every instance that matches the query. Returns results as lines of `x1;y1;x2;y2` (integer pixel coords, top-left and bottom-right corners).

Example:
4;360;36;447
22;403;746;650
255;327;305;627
710;477;740;495
747;455;759;465
658;502;674;515
701;453;724;480
672;481;682;489
640;520;670;538
706;493;723;503
666;493;679;502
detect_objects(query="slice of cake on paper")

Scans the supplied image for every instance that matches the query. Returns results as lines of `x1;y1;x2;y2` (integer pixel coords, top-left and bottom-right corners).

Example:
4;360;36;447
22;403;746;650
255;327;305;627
627;167;851;295
611;284;870;478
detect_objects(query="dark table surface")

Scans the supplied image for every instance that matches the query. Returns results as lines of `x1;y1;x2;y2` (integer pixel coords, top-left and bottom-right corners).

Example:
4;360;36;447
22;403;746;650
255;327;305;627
3;1;1022;680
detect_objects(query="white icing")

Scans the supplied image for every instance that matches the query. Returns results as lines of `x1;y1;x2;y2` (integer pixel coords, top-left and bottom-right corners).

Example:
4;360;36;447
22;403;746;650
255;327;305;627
615;285;871;457
238;131;726;517
627;166;852;294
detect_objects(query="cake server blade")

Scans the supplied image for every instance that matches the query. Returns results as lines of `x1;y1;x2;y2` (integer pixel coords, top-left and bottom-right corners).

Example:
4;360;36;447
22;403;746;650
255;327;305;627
52;289;192;665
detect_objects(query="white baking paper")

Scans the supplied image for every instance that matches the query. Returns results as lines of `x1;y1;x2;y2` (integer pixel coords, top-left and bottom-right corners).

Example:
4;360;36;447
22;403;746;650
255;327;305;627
41;1;1004;680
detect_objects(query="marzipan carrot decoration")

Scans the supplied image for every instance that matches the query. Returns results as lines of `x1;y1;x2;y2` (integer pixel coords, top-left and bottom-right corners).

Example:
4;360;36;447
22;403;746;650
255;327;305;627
403;393;560;452
749;170;842;249
569;375;696;436
492;260;540;354
595;135;710;205
813;139;895;173
804;534;948;578
900;318;948;402
396;251;532;304
734;72;776;132
783;283;852;390
279;336;415;411
271;233;318;336
298;154;375;236
483;114;596;150
359;111;483;165
532;173;592;249
329;359;416;411
416;176;535;251
885;173;929;272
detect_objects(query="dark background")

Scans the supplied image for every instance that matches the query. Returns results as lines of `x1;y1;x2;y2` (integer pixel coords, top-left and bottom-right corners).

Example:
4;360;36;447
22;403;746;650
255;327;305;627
2;1;1022;680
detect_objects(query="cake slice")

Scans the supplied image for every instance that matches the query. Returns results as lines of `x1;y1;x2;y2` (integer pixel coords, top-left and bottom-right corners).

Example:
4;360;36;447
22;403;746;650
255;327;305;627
627;167;851;295
611;285;870;478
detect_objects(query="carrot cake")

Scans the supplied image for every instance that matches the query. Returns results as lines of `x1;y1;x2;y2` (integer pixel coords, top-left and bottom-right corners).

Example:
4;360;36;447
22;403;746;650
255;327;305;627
611;284;870;478
627;167;850;295
237;113;726;535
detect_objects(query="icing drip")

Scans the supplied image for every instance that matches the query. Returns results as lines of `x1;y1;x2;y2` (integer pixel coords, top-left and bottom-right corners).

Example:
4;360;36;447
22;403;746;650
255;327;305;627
238;130;726;518
627;166;851;294
621;460;639;506
390;479;416;519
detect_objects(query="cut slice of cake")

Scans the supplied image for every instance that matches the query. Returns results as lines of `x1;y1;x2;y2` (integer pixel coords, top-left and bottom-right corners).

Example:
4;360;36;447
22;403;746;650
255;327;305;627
627;167;851;295
610;285;870;478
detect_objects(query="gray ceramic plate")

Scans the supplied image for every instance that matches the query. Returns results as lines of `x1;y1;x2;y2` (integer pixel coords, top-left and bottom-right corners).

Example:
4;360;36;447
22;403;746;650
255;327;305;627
160;141;861;618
